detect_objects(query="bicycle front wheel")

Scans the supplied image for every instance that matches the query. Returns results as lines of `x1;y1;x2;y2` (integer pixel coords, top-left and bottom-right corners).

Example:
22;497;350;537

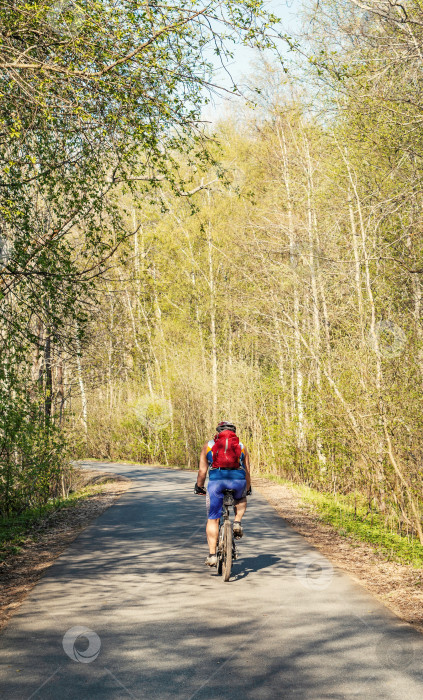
222;521;233;582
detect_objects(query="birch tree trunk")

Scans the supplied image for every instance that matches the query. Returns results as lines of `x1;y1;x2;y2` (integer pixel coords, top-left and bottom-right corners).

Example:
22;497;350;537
344;155;386;510
303;131;326;464
206;192;218;425
75;322;88;437
277;117;306;450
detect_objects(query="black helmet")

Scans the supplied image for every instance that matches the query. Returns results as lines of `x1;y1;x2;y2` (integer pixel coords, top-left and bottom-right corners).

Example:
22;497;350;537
216;421;236;434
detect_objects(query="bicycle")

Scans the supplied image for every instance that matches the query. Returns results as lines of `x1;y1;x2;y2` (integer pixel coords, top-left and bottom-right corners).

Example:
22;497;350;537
216;489;238;582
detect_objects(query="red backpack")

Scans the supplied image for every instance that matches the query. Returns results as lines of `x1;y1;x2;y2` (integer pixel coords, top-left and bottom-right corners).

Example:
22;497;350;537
211;430;242;469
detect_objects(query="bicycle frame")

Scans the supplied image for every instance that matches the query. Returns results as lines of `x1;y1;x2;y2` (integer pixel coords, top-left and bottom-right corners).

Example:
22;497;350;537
216;489;237;580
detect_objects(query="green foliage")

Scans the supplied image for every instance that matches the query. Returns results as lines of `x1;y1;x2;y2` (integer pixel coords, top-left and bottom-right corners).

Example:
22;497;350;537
0;368;67;517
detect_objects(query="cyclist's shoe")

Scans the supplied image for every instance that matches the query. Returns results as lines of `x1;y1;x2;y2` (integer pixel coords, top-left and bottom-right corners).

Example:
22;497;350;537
233;521;243;539
205;553;217;567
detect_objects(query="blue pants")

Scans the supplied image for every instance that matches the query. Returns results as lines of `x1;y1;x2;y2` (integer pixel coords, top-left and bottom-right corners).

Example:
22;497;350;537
207;476;247;520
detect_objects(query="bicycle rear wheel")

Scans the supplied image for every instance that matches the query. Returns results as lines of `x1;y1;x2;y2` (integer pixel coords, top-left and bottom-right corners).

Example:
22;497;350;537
217;555;223;575
222;521;233;582
216;523;224;575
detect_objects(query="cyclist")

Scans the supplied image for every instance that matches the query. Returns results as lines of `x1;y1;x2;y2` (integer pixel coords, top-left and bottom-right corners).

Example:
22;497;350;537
194;421;251;566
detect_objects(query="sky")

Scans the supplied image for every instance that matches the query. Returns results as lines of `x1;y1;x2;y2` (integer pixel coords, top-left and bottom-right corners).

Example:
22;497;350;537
202;0;301;123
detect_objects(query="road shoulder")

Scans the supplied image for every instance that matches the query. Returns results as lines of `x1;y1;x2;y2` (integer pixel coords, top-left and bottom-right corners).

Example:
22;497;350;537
255;476;423;633
0;468;130;631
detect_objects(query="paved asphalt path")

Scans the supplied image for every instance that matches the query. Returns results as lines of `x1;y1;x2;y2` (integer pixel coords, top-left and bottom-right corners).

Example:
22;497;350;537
1;462;423;699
